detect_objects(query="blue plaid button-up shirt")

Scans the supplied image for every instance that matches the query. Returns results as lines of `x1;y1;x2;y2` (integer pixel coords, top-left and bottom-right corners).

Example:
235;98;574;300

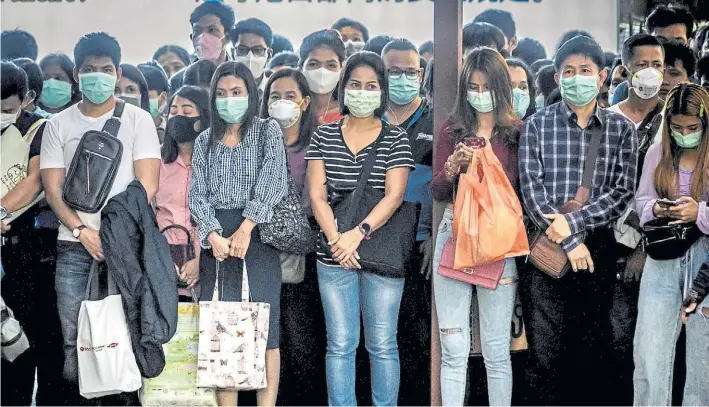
519;101;638;252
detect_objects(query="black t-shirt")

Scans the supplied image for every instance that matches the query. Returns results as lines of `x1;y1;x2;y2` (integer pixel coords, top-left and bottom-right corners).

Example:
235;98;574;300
1;110;47;236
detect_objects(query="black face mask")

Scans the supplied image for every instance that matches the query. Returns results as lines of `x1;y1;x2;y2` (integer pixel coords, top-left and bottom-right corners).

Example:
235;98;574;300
166;115;202;143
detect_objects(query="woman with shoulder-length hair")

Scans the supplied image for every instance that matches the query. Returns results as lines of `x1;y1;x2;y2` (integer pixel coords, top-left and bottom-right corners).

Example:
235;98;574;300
188;61;288;407
505;57;538;119
633;83;709;407
116;63;151;113
430;47;523;407
306;51;415;406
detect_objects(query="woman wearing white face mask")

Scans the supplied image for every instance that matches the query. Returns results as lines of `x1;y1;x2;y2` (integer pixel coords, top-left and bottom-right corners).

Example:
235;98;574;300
299;29;346;125
331;17;369;58
115;64;151;113
306;51;415;406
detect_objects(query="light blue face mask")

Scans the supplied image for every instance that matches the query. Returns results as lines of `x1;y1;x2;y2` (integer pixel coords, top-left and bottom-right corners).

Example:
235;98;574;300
79;72;117;104
40;79;72;109
513;88;531;119
535;94;545;112
560;74;600;107
149;98;160;119
216;96;249;124
389;75;420;106
467;91;494;113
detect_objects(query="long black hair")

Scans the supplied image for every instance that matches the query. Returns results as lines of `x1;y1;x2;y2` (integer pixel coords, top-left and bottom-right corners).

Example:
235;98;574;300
162;85;210;164
260;68;315;152
506;57;537;119
39;53;80;107
448;47;518;146
119;63;150;113
208;61;260;148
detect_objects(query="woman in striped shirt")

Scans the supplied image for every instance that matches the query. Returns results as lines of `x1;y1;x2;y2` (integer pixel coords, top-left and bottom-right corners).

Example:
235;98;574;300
306;51;415;406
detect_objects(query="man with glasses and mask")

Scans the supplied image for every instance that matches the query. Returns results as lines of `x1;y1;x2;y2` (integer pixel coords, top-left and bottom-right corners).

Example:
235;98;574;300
381;38;433;406
519;35;638;406
230;18;273;102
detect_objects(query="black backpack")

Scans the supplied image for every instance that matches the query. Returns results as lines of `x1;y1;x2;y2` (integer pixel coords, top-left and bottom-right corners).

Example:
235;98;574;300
62;100;125;213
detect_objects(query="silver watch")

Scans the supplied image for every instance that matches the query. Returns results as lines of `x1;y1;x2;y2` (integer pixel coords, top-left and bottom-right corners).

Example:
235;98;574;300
0;206;7;221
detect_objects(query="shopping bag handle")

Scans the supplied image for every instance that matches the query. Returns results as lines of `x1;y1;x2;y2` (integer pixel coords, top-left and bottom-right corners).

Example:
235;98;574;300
211;259;252;303
84;261;118;301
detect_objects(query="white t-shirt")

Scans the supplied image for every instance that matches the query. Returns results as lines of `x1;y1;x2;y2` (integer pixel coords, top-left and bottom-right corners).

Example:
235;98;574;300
606;103;664;142
40;102;161;242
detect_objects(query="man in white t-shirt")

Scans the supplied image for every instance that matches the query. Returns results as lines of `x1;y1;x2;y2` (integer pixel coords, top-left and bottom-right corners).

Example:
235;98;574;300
39;32;160;395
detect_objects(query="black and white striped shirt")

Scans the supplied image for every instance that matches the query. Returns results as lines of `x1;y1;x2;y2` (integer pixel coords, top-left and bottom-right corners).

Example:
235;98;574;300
305;119;415;264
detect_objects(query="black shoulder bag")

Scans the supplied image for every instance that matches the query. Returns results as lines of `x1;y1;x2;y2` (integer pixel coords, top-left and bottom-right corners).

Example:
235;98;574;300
320;130;421;276
63;100;125;213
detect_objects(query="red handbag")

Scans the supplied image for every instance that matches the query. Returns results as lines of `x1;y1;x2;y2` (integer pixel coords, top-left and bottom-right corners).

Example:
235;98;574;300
437;236;505;290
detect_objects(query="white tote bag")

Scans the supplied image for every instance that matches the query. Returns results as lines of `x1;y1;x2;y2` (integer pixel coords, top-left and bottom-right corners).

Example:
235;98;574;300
77;263;142;399
197;260;270;391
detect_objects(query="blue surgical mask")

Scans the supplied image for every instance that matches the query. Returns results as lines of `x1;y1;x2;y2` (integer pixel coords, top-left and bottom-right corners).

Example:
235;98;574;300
40;79;72;109
467;91;494;113
535;94;545;111
79;72;117;104
149;98;160;119
560;74;600;107
389;75;420;106
512;88;530;119
216;96;249;124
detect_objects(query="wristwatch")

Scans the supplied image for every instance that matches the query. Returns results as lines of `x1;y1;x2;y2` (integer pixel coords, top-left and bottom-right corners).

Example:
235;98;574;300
72;225;87;239
0;206;6;221
358;223;372;240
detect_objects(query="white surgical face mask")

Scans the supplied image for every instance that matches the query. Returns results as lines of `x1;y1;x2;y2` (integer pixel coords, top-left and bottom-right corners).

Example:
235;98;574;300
234;51;269;80
303;67;340;94
268;99;302;128
629;67;663;100
1;111;19;130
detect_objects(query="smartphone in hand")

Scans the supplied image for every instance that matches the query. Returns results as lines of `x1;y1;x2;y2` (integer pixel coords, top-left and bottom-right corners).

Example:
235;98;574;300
657;199;680;208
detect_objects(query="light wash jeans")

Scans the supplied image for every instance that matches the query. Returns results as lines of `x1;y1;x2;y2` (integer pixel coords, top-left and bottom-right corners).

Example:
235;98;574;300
433;208;517;406
317;262;405;406
633;237;709;406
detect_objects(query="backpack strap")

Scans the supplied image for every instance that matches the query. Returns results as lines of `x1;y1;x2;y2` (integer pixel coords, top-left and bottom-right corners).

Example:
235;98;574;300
101;99;125;137
24;118;47;144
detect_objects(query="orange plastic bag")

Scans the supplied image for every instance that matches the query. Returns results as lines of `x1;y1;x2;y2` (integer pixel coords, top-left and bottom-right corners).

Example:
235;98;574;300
453;147;529;269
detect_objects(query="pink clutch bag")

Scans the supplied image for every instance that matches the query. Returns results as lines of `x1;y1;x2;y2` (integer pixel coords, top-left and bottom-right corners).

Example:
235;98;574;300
437;236;505;290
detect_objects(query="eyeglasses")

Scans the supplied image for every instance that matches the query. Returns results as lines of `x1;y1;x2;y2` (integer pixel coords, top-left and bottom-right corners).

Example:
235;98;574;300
234;45;268;57
388;68;420;80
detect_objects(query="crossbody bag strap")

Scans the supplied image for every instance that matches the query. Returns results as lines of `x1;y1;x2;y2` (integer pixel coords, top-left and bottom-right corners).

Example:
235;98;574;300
575;123;603;204
101;99;125;137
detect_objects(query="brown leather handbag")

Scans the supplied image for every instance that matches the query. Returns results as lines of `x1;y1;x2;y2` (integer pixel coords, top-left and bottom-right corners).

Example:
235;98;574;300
528;126;602;279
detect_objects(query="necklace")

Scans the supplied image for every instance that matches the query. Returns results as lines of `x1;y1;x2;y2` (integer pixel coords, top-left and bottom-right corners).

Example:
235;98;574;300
319;94;333;123
388;99;416;126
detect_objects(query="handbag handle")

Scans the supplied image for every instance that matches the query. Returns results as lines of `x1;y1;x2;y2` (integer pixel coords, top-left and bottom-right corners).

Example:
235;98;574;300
160;224;193;245
84;261;118;301
340;122;388;229
211;259;252;303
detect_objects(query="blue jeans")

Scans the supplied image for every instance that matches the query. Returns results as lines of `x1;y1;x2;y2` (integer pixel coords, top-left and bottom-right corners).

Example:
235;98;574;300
433;208;517;406
317;262;405;406
55;241;94;382
633;238;709;406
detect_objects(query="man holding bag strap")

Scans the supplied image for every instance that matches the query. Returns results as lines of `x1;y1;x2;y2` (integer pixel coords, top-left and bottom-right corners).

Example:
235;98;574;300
518;36;638;406
40;32;161;405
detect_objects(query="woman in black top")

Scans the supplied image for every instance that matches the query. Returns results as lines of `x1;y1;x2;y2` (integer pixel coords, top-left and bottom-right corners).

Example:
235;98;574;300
306;51;415;406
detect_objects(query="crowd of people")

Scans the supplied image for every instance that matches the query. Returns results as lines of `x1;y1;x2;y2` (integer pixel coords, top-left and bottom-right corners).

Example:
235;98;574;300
1;0;709;406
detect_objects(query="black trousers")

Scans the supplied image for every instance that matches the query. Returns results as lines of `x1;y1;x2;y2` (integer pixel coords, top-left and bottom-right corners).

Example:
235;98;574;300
519;229;618;406
0;228;66;406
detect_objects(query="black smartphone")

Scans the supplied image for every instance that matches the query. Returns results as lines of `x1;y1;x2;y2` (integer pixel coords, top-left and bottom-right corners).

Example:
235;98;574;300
657;200;680;208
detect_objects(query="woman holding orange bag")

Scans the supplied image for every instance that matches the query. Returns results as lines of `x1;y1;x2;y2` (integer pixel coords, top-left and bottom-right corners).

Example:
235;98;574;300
431;47;525;407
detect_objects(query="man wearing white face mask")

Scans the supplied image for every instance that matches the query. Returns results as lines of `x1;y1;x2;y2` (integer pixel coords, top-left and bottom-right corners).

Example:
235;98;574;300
230;18;273;103
604;33;665;406
331;17;369;58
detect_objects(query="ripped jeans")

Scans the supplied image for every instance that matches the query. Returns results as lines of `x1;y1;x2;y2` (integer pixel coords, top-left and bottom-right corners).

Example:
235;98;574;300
433;208;517;406
633;237;709;406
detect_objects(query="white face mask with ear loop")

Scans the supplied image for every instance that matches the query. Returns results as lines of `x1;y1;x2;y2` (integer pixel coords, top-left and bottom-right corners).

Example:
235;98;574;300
1;111;19;130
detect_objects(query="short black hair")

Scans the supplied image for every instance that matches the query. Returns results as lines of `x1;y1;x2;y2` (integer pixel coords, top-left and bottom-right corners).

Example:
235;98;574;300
74;32;121;69
382;38;419;58
664;42;696;77
138;62;170;94
697;55;709;80
153;45;192;66
1;30;38;61
272;34;294;54
331;17;370;42
472;9;516;40
230;18;274;47
463;22;505;53
12;58;43;101
604;51;617;69
189;1;235;34
554;35;605;72
267;51;299;71
1;61;28;102
536;64;558;99
696;25;709;51
530;58;553;74
119;64;151;113
419;40;433;56
363;35;394;56
621;33;664;65
513;37;547;67
645;4;695;40
183;59;217;90
545;87;562;107
556;30;594;52
299;29;346;68
338;51;388;118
